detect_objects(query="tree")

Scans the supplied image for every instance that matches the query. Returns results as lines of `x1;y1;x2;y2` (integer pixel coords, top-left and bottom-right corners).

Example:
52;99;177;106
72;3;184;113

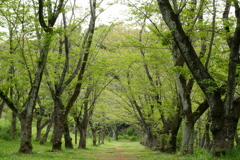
47;0;97;151
0;0;65;153
157;0;240;157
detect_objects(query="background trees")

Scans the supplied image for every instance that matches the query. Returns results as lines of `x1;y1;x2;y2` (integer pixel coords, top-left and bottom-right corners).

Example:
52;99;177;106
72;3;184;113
0;0;240;158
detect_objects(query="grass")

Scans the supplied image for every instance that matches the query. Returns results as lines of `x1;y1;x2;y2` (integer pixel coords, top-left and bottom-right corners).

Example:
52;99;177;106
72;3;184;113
1;138;240;160
0;138;211;160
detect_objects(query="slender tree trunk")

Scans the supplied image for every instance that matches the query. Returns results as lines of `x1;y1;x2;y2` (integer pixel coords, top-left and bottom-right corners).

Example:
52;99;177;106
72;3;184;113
74;124;78;144
89;121;97;146
0;101;4;118
98;130;101;145
40;121;52;144
11;111;17;139
64;121;73;149
101;126;105;144
36;114;43;141
235;131;239;147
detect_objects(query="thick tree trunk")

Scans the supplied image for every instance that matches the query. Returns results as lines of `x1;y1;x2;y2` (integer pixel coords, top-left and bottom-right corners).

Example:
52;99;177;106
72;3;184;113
143;129;158;149
211;101;240;157
64;122;73;149
51;102;65;151
79;127;87;149
18;115;33;153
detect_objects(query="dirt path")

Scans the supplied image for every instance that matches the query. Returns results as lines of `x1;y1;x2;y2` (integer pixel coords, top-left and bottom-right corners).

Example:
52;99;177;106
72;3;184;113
113;144;138;160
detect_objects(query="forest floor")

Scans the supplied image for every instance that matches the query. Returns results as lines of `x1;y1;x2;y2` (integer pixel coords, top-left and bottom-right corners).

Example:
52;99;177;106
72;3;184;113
1;138;235;160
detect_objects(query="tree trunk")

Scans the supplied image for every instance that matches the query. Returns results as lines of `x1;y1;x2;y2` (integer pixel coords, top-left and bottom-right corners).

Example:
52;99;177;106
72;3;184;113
79;126;87;149
51;100;65;151
235;131;239;147
0;100;4;118
64;122;73;149
157;0;240;157
143;129;158;148
98;130;101;145
40;121;52;144
74;124;78;144
181;120;194;154
211;100;240;157
11;111;17;139
36;117;42;141
18;115;33;153
111;124;118;141
89;121;97;146
101;126;105;144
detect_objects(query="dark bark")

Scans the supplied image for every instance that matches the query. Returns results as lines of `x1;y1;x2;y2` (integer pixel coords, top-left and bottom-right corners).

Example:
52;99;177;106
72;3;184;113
18;115;33;153
36;112;51;141
162;102;182;153
89;121;97;146
79;126;87;149
51;97;65;151
74;124;78;144
64;122;73;149
11;111;17;139
40;121;52;144
101;126;105;144
0;100;4;118
201;111;211;150
98;130;101;145
211;99;240;156
157;0;240;157
49;1;97;151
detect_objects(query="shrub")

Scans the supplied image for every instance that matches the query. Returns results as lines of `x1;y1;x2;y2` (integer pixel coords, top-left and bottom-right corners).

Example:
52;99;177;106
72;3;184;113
0;119;20;140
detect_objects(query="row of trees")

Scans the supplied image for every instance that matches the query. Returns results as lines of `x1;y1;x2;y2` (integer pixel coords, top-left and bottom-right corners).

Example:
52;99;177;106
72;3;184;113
0;0;240;158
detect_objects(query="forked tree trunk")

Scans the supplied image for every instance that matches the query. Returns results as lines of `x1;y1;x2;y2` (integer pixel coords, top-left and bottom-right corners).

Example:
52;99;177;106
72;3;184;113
40;121;52;144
